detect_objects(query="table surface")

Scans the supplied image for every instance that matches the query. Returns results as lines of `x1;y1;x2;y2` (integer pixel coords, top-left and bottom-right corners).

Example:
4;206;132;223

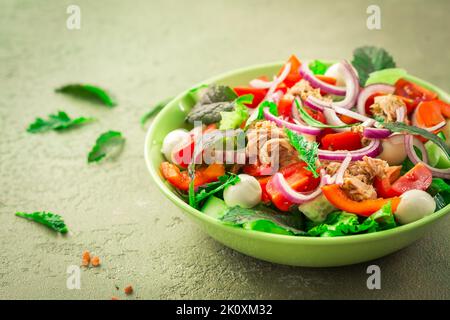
1;0;449;300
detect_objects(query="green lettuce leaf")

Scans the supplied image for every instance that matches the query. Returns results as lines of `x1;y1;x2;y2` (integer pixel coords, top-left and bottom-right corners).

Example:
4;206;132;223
88;130;125;163
309;60;331;75
27;111;95;133
219;95;252;130
15;211;68;234
56;84;117;107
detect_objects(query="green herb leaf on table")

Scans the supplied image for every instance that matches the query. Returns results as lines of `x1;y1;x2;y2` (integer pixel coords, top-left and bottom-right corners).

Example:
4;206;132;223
27;111;95;133
382;122;450;157
88;131;125;163
351;46;396;87
221;205;305;236
55;84;117;107
285;128;319;178
15;211;68;234
140;97;174;127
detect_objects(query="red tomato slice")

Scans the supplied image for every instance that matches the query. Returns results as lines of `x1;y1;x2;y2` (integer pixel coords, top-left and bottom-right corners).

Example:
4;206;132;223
364;92;385;115
234;87;267;108
394;79;438;106
321;132;362;151
277;95;294;118
305;107;326;124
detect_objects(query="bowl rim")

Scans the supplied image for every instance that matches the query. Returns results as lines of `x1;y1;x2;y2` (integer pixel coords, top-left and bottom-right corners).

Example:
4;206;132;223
145;61;450;244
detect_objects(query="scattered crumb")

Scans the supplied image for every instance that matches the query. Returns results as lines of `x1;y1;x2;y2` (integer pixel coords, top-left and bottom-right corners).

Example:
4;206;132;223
81;250;91;267
111;296;120;300
124;285;133;295
91;256;101;267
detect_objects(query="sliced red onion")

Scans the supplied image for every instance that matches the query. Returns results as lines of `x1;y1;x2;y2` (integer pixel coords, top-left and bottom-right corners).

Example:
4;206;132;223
299;64;346;96
271;170;329;204
363;119;376;127
263;108;321;135
334;153;352;185
363;127;391;139
318;139;382;161
356;84;395;116
424;121;446;132
404;135;450;179
395;106;406;123
332;105;371;122
249;78;273;89
304;60;360;111
322;108;350;132
264;62;291;101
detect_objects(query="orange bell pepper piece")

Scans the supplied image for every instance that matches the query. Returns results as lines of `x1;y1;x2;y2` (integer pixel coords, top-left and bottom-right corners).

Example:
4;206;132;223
322;184;400;217
160;162;224;191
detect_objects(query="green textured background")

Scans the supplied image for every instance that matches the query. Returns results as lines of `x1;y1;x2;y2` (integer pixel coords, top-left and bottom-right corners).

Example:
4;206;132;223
0;0;449;299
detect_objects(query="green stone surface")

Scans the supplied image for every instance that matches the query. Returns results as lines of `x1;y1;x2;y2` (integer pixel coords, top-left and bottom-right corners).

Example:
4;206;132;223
0;0;449;299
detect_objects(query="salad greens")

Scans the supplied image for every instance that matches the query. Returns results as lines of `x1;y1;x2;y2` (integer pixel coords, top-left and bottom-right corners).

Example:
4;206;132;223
56;84;117;107
352;46;396;86
219;95;252;130
309;60;330;75
365;68;408;86
88;130;125;163
427;178;450;210
284;128;319;178
15;211;68;234
221;205;305;236
192;174;240;209
27;111;95;133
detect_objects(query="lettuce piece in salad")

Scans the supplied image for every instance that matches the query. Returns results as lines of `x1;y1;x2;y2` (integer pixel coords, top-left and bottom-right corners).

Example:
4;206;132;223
365;68;407;86
309;60;331;75
219;94;252;130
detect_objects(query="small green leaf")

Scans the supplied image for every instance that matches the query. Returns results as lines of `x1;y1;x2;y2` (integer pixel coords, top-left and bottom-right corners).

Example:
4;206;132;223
27;111;95;133
140;97;173;127
351;46;396;87
88;130;125;163
285;128;319;177
56;84;117;107
309;60;331;75
15;211;68;233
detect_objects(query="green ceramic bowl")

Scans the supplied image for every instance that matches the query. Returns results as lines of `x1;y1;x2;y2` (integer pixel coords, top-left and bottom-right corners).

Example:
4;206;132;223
145;62;450;267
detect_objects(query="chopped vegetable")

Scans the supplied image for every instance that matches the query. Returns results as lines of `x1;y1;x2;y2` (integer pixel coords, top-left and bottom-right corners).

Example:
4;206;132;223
365;68;408;86
233;87;266;108
394;79;438;105
219;95;252;129
27;111;95;133
284;129;319;177
194;174;240;208
309;60;330;75
351;46;396;86
322;184;400;216
321;131;363;151
15;211;68;233
88;131;125;163
55;84;117;107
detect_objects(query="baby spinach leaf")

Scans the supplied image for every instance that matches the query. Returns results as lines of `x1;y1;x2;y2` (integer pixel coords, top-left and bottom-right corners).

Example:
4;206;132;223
88;130;125;163
352;46;396;86
15;211;68;234
27;111;95;133
56;84;117;107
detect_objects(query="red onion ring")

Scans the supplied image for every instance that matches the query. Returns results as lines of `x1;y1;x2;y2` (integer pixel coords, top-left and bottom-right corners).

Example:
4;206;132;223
395;106;406;123
264;62;291;101
322;108;350;132
263;108;322;136
249;78;273;89
271;170;329;204
404;134;450;179
424;121;446;132
332;105;371;122
318;139;382;161
356;84;395;116
299;64;346;96
334;153;352;185
363;127;391;139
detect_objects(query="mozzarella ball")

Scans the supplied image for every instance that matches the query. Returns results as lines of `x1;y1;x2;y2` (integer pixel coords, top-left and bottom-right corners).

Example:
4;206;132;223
161;129;190;162
325;63;358;86
223;174;262;208
395;190;436;225
378;137;408;165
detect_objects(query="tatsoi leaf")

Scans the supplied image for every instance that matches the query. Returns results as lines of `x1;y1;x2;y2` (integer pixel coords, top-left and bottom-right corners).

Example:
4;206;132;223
309;60;330;75
221;205;305;235
140;97;173;127
193;174;240;208
27;111;95;133
382;122;450;157
88;131;125;163
295;99;355;129
285;128;319;177
351;46;396;86
15;211;68;233
56;84;117;107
